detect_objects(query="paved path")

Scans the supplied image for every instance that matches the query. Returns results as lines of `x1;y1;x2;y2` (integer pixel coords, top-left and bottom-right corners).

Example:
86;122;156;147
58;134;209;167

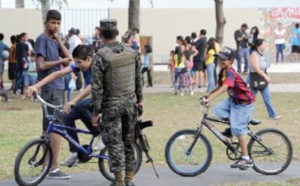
1;162;299;186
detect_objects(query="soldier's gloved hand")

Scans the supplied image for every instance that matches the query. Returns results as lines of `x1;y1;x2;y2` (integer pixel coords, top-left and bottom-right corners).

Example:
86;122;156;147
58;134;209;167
92;115;101;127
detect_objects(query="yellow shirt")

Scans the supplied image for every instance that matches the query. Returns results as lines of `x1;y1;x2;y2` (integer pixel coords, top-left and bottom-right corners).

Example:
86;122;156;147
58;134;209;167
174;54;185;68
205;49;215;65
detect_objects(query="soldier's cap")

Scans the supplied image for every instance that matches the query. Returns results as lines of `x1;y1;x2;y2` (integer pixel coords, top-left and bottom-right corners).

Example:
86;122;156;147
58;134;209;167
214;47;236;60
100;19;118;30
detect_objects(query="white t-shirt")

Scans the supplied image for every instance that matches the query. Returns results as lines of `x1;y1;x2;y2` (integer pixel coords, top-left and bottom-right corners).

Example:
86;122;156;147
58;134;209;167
68;35;82;54
274;29;286;44
25;41;33;51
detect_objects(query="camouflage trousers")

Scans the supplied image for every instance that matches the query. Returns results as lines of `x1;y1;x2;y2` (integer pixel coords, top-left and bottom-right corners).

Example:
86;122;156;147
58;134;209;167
100;98;138;173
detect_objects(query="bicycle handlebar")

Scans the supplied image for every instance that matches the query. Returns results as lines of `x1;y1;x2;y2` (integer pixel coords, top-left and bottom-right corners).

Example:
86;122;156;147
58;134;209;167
34;94;63;117
199;97;210;114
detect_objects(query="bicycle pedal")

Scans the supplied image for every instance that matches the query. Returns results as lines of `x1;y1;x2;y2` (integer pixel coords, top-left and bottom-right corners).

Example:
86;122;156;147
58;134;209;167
67;159;79;168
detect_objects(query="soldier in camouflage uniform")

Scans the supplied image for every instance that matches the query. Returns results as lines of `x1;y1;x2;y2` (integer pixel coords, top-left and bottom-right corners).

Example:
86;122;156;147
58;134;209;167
91;19;143;186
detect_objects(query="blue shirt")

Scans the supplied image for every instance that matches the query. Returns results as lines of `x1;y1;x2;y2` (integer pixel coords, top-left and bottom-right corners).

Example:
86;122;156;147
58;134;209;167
143;53;151;67
292;27;300;46
0;41;9;62
35;34;64;90
70;61;91;86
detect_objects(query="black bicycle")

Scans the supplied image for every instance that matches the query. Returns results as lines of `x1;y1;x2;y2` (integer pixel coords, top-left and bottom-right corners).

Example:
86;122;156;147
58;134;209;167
14;94;158;186
165;98;293;177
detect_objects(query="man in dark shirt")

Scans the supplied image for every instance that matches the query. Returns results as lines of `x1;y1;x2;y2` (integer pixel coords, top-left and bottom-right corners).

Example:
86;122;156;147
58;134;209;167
234;23;250;74
193;29;207;88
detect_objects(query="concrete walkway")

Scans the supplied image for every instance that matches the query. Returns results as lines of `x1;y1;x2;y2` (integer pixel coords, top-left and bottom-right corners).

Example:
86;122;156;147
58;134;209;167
1;162;299;186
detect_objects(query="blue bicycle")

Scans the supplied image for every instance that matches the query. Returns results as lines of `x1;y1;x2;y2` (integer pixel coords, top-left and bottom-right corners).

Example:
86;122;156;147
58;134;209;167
14;95;156;186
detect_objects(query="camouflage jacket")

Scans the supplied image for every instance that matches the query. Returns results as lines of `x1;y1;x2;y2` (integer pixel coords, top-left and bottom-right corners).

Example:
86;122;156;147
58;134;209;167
91;41;143;116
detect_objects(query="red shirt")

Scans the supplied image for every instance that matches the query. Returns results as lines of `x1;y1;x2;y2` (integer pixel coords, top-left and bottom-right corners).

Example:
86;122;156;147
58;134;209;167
218;67;255;105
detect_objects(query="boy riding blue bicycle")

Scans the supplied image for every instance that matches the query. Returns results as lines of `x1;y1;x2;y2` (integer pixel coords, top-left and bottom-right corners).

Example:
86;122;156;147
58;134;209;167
202;47;255;170
26;44;104;168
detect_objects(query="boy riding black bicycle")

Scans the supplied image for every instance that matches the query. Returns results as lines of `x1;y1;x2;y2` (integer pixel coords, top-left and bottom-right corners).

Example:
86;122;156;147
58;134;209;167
202;47;255;170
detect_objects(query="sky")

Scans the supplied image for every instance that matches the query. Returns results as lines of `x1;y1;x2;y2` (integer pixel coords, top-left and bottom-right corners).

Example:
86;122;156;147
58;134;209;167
1;0;299;9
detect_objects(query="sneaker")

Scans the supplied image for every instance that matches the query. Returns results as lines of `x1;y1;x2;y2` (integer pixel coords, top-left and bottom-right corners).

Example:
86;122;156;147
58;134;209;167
180;92;184;96
270;115;282;120
93;135;105;151
230;158;253;170
47;169;71;180
221;128;232;138
190;91;194;96
60;153;78;167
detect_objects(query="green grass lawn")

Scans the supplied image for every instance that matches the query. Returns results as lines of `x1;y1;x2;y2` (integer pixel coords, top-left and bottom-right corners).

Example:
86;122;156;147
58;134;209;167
0;92;299;181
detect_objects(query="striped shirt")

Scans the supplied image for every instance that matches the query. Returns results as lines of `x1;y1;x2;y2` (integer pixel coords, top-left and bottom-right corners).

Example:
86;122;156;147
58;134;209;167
218;67;255;105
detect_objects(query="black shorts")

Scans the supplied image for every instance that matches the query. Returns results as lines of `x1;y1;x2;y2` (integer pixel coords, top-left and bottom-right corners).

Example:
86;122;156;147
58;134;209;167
292;45;300;53
8;63;17;80
193;61;205;71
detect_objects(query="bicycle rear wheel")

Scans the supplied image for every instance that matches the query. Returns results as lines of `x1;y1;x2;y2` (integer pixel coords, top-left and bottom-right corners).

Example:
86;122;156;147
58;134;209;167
98;143;143;182
165;129;212;177
248;128;293;175
14;139;52;186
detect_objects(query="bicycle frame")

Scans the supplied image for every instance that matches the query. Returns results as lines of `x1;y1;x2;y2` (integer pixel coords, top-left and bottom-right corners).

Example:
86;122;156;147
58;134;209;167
45;121;108;159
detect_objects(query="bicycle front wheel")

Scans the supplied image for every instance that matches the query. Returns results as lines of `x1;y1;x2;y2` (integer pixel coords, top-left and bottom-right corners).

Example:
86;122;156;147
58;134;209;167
165;129;212;177
98;143;143;182
248;128;293;175
14;139;52;186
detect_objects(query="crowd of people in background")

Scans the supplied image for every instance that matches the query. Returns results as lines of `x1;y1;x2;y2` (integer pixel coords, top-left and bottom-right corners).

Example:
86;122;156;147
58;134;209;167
167;22;300;100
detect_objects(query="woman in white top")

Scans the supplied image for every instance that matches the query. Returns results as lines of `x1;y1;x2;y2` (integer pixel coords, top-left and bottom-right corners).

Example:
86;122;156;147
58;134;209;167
274;23;286;64
248;39;281;120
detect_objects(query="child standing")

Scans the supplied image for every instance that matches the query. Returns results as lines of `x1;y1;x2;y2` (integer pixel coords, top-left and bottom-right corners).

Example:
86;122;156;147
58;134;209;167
168;50;175;86
178;67;193;96
24;53;37;96
203;47;255;170
142;45;153;87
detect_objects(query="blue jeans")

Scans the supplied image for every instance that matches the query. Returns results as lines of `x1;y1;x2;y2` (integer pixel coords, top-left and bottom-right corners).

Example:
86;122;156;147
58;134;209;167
237;47;250;73
63;98;101;152
13;70;26;95
275;44;285;63
64;74;73;102
174;67;183;91
213;98;254;136
247;75;277;118
206;63;215;92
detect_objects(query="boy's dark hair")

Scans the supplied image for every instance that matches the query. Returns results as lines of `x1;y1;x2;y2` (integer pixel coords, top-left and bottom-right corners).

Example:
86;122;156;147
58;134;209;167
185;36;191;44
296;23;300;29
170;50;175;54
76;29;80;35
181;67;188;73
200;29;207;36
132;28;139;33
0;33;4;41
46;9;61;22
144;45;152;53
72;45;94;60
191;32;197;39
10;35;16;44
101;30;119;40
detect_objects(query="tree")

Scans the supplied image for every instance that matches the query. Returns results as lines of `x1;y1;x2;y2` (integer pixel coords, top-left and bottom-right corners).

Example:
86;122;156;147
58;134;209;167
128;0;140;30
109;0;153;30
214;0;226;46
32;0;68;22
16;0;25;8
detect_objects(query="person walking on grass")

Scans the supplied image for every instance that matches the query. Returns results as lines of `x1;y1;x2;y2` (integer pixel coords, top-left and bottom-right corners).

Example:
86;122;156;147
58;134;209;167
34;9;72;179
203;46;255;170
248;39;282;120
142;44;153;87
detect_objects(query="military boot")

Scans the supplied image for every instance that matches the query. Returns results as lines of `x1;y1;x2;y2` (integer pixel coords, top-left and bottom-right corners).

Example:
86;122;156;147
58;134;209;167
110;171;124;186
125;171;135;186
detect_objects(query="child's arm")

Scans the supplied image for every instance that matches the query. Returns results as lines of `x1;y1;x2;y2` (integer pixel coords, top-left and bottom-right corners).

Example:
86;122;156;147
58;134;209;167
204;85;228;103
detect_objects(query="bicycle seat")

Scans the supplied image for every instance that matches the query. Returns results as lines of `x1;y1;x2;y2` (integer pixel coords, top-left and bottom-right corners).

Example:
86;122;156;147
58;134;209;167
249;118;261;125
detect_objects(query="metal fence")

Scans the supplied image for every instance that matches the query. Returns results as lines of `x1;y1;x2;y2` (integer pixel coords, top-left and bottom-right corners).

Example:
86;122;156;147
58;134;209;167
60;9;108;39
